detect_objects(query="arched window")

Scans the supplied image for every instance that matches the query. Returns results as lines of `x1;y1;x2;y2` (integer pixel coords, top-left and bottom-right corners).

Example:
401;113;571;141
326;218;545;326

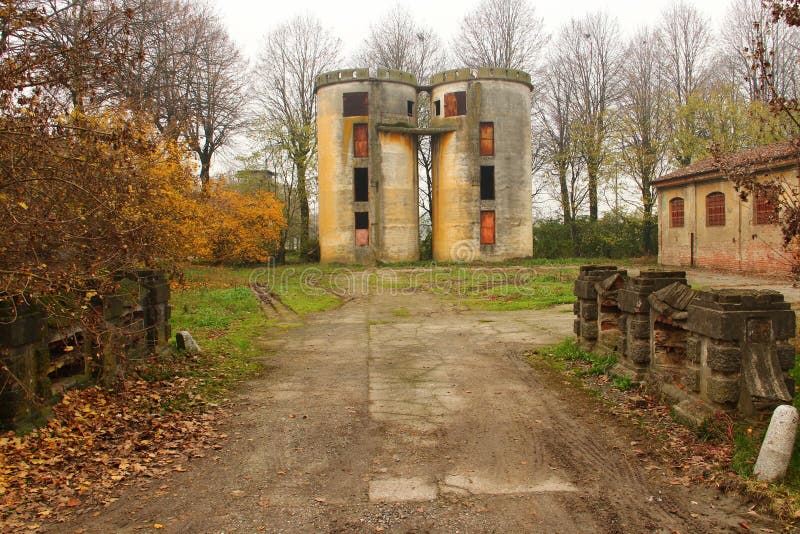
669;198;684;227
706;192;725;226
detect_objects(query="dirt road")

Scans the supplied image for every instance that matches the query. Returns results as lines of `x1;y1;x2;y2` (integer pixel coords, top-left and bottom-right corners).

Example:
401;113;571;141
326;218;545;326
59;291;782;533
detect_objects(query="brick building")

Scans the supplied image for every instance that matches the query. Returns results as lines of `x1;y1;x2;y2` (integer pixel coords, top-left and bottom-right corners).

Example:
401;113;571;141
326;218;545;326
653;141;798;274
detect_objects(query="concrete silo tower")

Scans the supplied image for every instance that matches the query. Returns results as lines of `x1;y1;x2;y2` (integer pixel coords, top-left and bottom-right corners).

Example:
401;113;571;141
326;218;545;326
315;68;420;264
429;68;533;262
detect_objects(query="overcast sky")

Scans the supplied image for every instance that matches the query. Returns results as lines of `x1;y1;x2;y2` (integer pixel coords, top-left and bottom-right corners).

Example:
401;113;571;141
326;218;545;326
214;0;734;64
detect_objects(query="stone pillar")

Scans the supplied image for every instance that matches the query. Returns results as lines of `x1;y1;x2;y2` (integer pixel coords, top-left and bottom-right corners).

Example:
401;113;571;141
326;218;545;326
0;301;48;430
616;271;688;380
686;289;796;416
137;270;171;353
595;273;627;355
573;266;626;352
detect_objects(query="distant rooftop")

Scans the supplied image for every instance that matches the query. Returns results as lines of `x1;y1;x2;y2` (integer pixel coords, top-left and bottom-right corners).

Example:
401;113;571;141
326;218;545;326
654;140;799;186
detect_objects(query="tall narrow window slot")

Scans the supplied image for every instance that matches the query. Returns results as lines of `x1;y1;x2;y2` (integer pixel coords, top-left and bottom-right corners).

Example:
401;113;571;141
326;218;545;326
343;92;368;116
353;123;368;157
434;100;441;116
355;212;369;246
706;192;725;226
354;168;369;202
480;122;494;156
407;100;414;116
480;166;495;200
480;211;495;245
444;91;467;117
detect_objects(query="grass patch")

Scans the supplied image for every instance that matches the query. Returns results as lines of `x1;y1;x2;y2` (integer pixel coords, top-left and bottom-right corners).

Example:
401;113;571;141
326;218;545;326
393;307;411;317
530;339;630;389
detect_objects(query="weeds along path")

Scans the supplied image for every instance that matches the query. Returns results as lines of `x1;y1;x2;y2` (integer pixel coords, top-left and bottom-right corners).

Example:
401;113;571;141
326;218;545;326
56;289;784;532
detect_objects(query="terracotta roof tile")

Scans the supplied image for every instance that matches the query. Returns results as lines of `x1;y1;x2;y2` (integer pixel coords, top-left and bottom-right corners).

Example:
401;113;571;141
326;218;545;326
654;140;799;185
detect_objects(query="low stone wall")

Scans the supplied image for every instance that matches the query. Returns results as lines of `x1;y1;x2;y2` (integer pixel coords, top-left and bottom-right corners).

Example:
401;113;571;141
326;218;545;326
0;270;171;430
573;266;628;352
574;266;797;422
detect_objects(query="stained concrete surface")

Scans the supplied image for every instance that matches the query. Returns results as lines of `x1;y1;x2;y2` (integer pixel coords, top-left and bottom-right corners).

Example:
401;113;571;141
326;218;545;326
56;290;785;533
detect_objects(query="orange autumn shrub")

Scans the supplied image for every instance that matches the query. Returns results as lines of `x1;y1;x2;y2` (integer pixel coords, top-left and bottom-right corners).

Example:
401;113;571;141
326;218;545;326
204;187;286;264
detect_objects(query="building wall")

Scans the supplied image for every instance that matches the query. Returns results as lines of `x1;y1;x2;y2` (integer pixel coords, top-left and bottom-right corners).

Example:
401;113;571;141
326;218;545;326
657;168;795;273
430;69;533;262
316;69;419;264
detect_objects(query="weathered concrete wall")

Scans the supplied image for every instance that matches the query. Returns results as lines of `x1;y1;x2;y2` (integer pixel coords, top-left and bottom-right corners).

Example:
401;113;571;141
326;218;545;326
316;69;419;264
430;69;532;262
0;270;171;430
657;169;796;274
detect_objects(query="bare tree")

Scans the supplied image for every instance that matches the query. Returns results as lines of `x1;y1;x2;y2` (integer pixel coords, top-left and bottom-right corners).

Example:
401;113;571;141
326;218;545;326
617;27;670;254
658;1;712;108
558;12;623;221
354;4;447;237
254;15;342;255
720;0;800;102
354;4;446;82
533;55;585;251
452;0;547;73
184;12;247;188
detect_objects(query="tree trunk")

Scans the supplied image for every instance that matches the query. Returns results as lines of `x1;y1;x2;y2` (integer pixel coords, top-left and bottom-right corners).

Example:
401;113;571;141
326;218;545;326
296;161;310;254
557;166;572;225
588;166;598;221
199;154;211;192
641;187;656;255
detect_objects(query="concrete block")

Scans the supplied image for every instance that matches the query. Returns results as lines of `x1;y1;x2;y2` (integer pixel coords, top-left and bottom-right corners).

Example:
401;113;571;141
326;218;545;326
686;336;700;363
707;342;742;374
628;340;650;364
628;318;649;339
573;318;580;336
683;368;701;393
574;280;597;300
754;405;799;483
580;302;598;321
776;343;796;372
580;320;598;340
707;375;740;405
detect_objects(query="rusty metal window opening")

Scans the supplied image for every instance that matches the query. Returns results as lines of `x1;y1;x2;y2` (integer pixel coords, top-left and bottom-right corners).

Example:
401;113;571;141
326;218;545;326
480;122;494;156
354;168;368;202
343;92;368;116
355;212;369;246
434;100;441;116
407;100;414;116
705;192;725;227
669;197;684;227
444;91;467;117
755;189;779;225
480;166;495;200
480;210;495;245
353;123;368;157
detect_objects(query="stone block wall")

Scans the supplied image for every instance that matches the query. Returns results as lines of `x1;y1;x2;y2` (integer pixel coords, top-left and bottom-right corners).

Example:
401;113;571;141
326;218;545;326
573;266;627;352
0;270;171;430
573;266;797;421
682;289;795;418
615;271;688;380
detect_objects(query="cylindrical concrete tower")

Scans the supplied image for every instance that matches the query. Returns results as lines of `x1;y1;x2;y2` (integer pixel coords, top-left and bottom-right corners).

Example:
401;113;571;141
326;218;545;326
315;68;420;264
429;68;533;262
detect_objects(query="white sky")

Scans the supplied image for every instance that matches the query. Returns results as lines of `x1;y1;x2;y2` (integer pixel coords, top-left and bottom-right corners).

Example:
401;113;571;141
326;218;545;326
214;0;735;64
